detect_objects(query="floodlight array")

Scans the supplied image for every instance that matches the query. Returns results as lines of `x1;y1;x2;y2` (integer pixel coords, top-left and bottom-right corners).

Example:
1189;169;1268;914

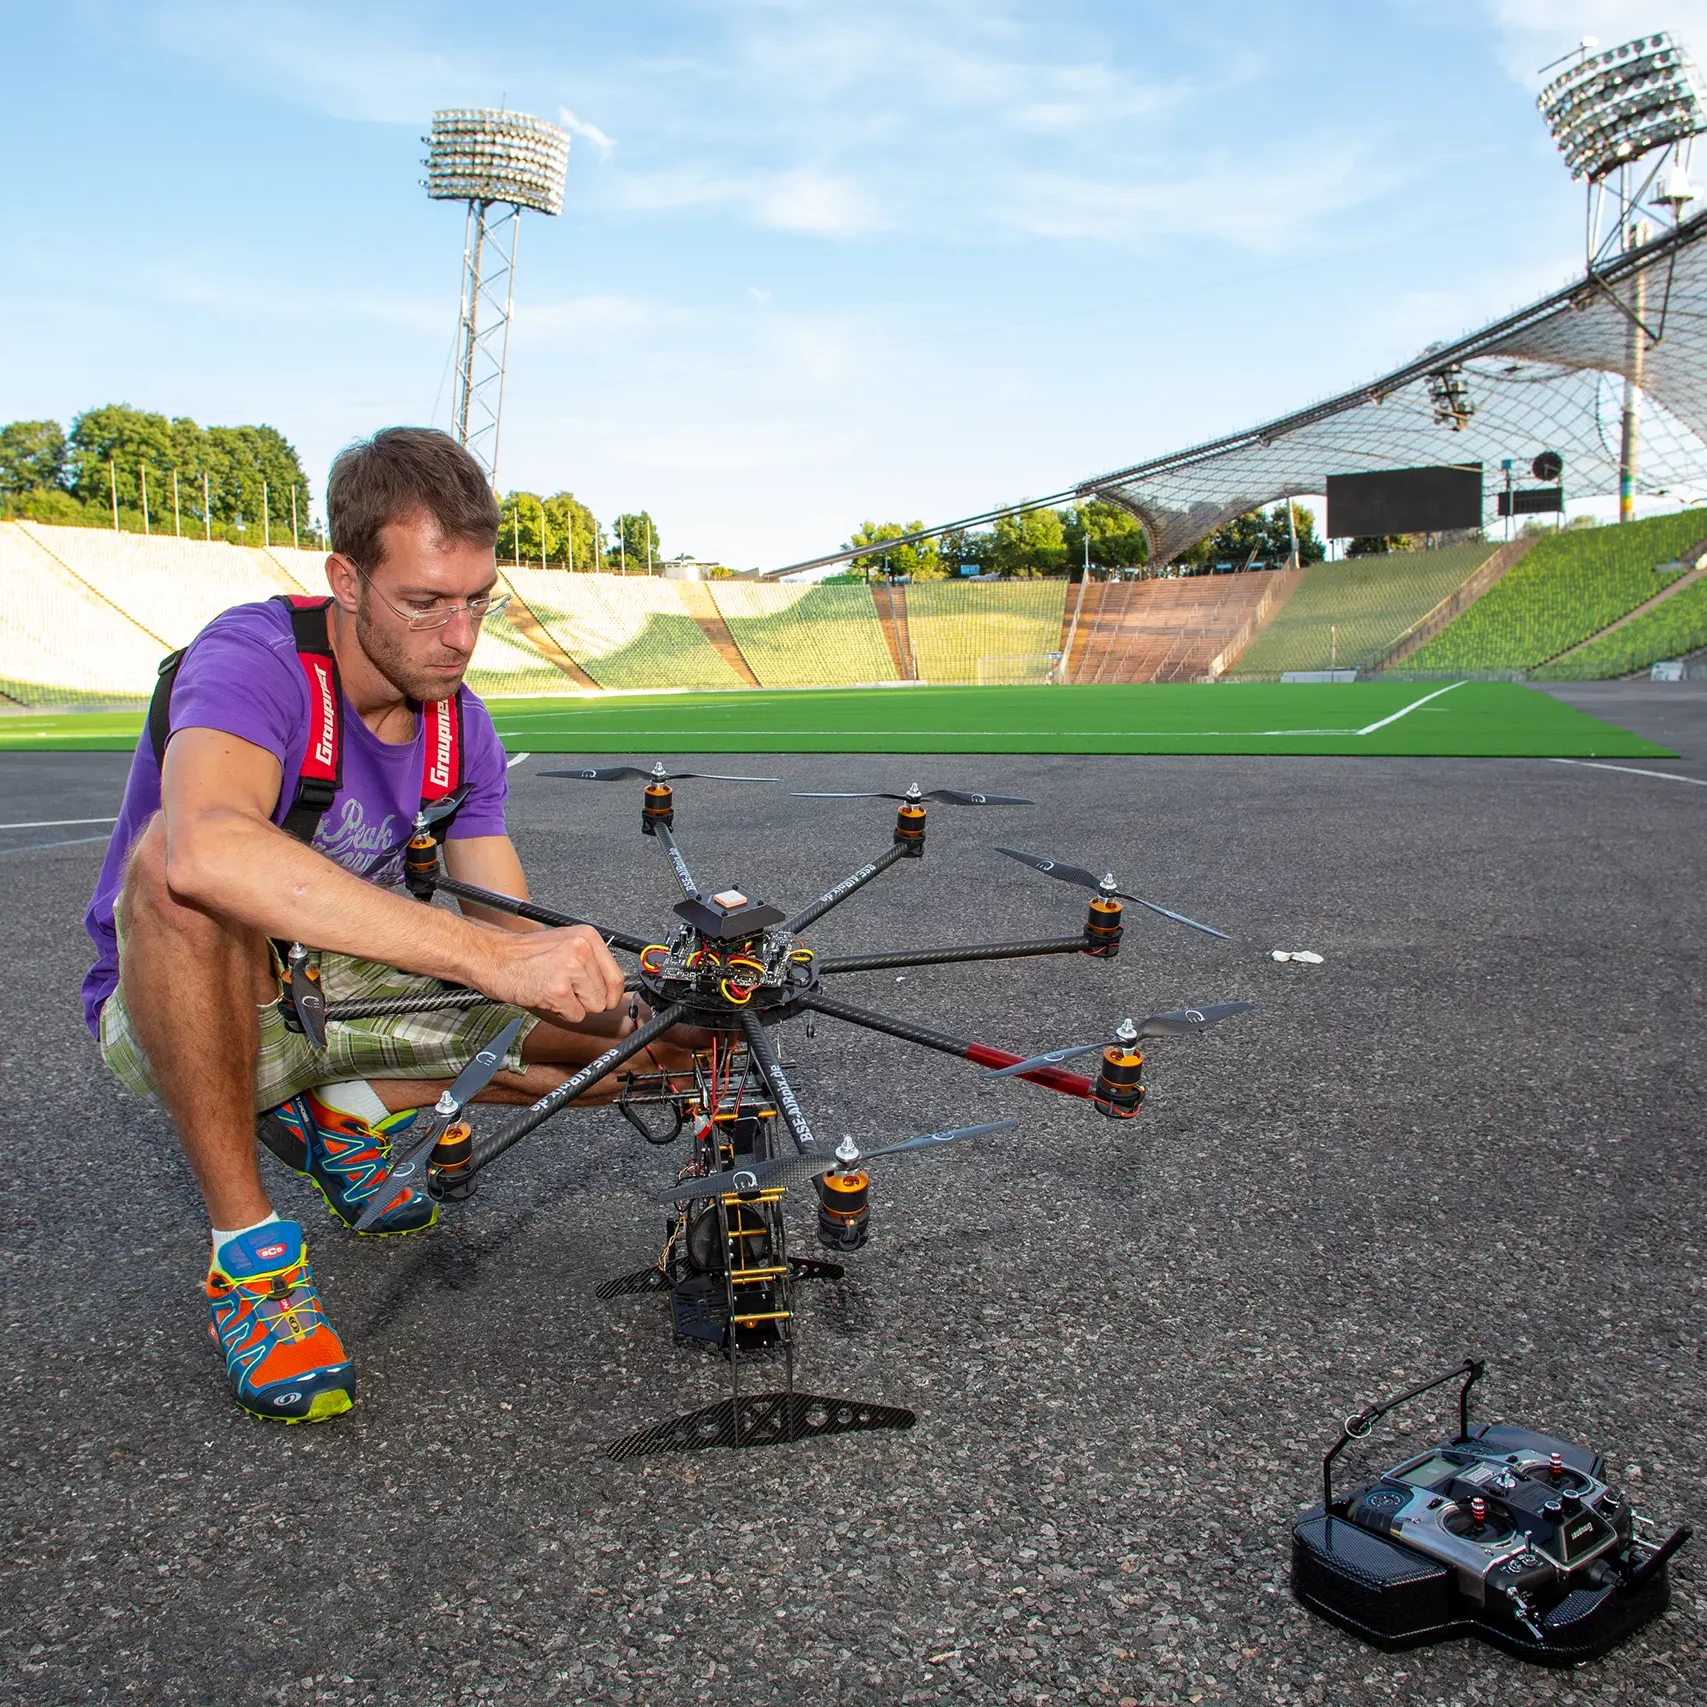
1538;33;1707;182
426;109;570;215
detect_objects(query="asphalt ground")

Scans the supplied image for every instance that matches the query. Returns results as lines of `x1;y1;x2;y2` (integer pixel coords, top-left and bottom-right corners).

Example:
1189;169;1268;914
3;682;1704;1707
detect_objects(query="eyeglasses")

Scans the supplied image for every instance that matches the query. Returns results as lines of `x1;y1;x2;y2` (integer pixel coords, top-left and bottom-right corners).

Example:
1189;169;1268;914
351;564;511;632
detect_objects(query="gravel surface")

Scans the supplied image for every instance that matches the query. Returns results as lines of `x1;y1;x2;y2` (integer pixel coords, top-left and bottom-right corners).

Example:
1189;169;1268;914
3;687;1704;1705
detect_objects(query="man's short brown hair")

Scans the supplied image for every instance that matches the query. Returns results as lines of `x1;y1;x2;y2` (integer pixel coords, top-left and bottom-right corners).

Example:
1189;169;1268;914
326;427;501;571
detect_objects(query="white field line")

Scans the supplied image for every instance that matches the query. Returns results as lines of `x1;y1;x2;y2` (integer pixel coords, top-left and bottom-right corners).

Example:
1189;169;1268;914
1550;758;1707;787
0;834;112;854
0;815;117;830
505;752;531;768
1355;681;1464;735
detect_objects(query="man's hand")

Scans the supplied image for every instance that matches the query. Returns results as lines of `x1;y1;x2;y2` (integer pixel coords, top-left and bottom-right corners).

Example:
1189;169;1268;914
480;924;627;1026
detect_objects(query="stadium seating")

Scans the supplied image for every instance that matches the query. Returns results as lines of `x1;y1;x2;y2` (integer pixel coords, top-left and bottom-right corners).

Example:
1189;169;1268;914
708;582;899;686
1407;511;1707;671
463;601;583;698
1232;543;1496;676
261;545;326;592
16;522;306;650
501;569;743;689
1532;571;1707;679
905;580;1066;683
1075;572;1278;683
0;523;165;705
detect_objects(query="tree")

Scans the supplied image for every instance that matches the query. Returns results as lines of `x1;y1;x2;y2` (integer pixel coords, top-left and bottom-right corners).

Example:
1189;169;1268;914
991;506;1066;577
0;420;68;496
608;511;661;572
499;490;601;569
59;403;308;538
67;404;175;514
1346;534;1406;556
846;520;942;580
936;525;992;576
1061;499;1147;577
1181;502;1325;572
544;491;599;569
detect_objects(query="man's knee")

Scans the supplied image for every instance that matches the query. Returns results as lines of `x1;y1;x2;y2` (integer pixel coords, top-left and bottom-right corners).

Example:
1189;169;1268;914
120;814;262;965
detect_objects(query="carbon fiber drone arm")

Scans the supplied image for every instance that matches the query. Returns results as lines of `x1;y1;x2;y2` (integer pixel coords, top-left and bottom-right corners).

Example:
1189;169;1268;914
466;1001;693;1175
652;822;700;900
816;934;1091;975
801;991;1095;1100
428;873;651;954
324;987;491;1021
779;840;913;935
324;977;647;1023
739;1009;826;1160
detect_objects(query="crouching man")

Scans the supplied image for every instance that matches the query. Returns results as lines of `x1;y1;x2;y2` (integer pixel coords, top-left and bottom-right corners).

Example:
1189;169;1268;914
81;427;678;1423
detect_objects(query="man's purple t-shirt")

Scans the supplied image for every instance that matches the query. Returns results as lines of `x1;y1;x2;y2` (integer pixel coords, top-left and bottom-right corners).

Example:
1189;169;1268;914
81;598;510;1036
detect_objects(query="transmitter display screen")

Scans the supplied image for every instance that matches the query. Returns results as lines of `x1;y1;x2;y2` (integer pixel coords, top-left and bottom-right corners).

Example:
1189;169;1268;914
1396;1453;1462;1488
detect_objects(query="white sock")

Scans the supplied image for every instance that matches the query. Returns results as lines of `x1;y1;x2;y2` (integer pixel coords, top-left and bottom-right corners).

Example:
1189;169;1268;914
311;1078;391;1125
210;1210;281;1255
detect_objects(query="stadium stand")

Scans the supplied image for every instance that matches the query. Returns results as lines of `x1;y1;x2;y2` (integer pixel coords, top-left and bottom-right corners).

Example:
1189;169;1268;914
1406;511;1707;672
260;545;324;592
1533;566;1707;678
905;580;1066;684
0;523;165;705
708;582;900;686
17;522;305;650
674;581;760;684
1232;542;1497;677
1073;572;1281;683
501;568;743;690
462;601;584;698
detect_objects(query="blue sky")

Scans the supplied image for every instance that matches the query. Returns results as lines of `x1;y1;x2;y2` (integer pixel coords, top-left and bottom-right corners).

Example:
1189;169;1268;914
2;0;1697;566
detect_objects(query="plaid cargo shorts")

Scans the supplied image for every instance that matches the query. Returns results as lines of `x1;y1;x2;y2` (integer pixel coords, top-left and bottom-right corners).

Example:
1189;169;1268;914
98;928;538;1114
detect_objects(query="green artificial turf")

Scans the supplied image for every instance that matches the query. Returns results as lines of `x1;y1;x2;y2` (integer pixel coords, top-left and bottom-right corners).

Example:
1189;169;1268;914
0;680;1671;758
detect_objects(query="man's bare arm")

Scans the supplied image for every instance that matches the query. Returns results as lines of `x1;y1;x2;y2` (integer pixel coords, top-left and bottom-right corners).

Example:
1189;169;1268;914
442;834;540;932
158;728;626;1023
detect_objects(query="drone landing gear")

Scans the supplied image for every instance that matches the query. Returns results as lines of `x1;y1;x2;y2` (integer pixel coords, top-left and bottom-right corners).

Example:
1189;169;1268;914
595;1254;841;1301
606;1390;916;1460
598;1092;910;1456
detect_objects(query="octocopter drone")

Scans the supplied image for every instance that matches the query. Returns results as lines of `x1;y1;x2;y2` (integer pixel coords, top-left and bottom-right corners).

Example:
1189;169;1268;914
292;762;1252;1456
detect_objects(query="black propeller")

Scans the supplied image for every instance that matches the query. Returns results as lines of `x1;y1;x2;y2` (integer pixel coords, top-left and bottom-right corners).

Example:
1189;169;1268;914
984;1004;1254;1078
285;942;327;1049
352;1015;526;1230
655;1117;1018;1205
995;846;1229;940
792;785;1032;806
540;763;779;784
358;782;474;880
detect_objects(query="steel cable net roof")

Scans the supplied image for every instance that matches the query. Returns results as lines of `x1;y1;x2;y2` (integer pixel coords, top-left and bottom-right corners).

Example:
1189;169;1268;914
1082;211;1707;563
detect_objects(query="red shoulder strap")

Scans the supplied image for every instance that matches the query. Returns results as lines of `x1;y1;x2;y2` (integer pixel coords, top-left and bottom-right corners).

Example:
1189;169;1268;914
420;690;463;806
272;595;341;842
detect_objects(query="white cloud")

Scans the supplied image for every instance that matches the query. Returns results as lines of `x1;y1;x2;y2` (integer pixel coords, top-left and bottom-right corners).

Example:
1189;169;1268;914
616;166;881;235
559;106;616;155
1006;138;1405;251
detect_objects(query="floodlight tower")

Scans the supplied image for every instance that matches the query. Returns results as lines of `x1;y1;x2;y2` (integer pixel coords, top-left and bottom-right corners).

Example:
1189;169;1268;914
1538;33;1707;519
425;108;570;486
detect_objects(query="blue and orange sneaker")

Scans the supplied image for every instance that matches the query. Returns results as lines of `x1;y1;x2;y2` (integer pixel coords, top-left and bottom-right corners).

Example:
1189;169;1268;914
256;1089;437;1236
205;1221;353;1423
